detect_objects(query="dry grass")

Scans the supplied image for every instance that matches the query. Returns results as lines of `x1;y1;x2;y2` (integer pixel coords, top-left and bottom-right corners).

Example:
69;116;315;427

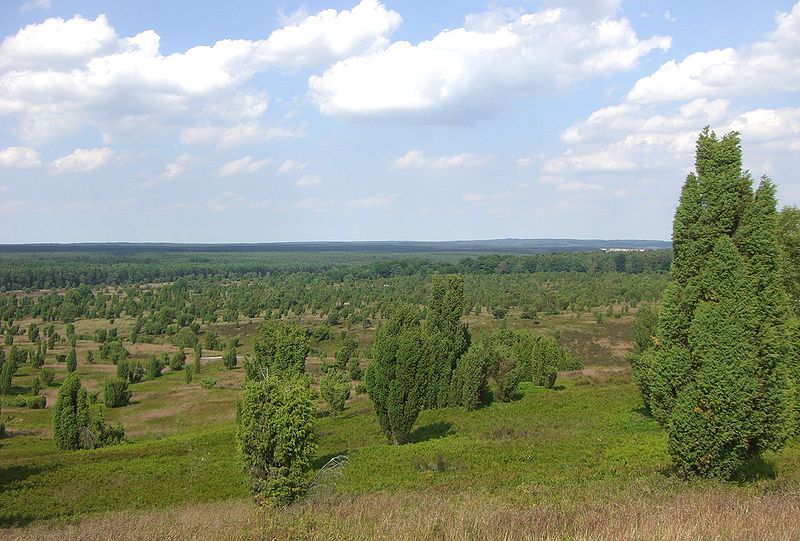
7;489;800;541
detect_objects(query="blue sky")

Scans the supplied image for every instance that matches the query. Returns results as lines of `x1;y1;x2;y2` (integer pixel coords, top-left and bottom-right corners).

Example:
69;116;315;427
0;0;798;243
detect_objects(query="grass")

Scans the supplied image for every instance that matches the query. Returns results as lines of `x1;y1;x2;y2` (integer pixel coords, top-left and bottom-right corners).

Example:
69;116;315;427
2;307;799;538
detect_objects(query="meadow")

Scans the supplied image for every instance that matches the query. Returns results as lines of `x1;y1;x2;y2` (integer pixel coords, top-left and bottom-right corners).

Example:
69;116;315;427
0;248;798;540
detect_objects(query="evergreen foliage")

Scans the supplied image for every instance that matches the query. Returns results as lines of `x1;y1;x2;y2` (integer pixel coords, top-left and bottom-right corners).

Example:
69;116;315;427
320;369;351;414
66;347;77;373
52;374;90;450
104;378;132;408
251;324;309;379
236;377;316;506
170;350;186;371
366;305;428;444
223;342;237;370
640;129;793;478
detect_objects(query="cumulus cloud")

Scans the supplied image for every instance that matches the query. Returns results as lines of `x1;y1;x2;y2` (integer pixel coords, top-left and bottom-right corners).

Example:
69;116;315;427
0;1;400;143
391;150;493;171
0;146;41;168
296;174;323;188
217;156;272;177
50;147;115;173
628;3;800;103
309;5;670;122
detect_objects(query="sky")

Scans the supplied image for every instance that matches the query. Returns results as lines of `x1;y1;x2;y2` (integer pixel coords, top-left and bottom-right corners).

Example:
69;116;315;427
0;0;798;243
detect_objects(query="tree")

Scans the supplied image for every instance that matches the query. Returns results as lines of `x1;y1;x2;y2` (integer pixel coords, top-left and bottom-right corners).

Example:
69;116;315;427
170;349;186;371
448;340;493;410
777;206;800;314
236;377;316;506
642;129;793;478
104;378;132;408
193;343;202;373
251;324;309;379
146;355;163;380
366;305;427;444
66;347;77;374
0;360;13;395
320;369;350;414
223;341;237;370
52;373;90;450
424;275;470;408
334;337;358;370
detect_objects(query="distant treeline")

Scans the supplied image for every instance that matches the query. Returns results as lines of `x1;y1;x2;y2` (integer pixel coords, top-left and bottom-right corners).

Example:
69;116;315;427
0;249;672;290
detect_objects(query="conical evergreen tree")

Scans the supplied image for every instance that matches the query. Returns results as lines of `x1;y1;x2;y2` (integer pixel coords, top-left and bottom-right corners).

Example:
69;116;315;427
642;129;793;478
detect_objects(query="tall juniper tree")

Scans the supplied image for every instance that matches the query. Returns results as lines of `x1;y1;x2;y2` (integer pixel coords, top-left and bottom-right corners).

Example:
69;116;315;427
635;129;793;478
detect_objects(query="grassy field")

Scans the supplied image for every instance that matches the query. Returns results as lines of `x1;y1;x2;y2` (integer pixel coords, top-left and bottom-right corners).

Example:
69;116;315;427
2;308;799;539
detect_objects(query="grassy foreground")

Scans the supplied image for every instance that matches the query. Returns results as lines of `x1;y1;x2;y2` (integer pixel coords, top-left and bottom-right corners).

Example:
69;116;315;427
3;366;800;539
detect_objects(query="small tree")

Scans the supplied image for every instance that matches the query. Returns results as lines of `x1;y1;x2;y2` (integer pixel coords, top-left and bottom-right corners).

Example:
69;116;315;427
146;355;163;380
52;374;90;450
236;377;316;506
40;367;55;386
104;378;132;408
334;338;358;370
223;341;238;370
66;347;77;374
320;369;350;414
170;350;186;371
252;324;309;378
366;306;427;444
0;361;14;395
193;343;202;373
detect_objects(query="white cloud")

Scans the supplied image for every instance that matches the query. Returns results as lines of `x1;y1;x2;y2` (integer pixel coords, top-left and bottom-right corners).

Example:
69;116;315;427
50;147;115;173
296;174;322;188
20;0;52;12
516;154;545;168
628;3;800;103
217;156;271;177
278;159;308;173
557;181;603;192
0;146;41;168
0;2;400;143
391;149;493;171
350;194;394;207
310;5;670;121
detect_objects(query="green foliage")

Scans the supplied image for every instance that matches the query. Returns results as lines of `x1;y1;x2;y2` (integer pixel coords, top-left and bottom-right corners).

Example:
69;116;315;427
347;355;362;381
223;342;237;370
777;206;800;315
448;340;493;410
251;324;309;379
320;369;351;414
334;337;358;370
0;361;13;395
200;378;217;389
170;350;186;372
117;360;144;384
98;340;129;364
0;394;46;409
366;305;428;444
104;378;132;408
643;130;793;478
193;343;202;373
52;373;90;450
424;274;470;408
236;377;316;506
185;365;193;385
40;366;55;386
30;377;41;396
66;347;77;373
146;355;163;380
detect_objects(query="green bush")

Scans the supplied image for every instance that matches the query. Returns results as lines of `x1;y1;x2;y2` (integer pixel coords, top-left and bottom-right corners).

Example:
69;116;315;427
52;374;90;450
199;378;217;389
170;350;186;371
40;367;55;386
146;355;163;380
104;378;132;408
223;342;237;370
236;377;316;506
320;369;350;414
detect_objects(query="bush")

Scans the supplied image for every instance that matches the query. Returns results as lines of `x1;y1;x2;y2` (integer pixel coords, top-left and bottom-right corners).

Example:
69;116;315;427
146;355;163;380
0;361;13;395
52;374;90;450
236;377;316;506
170;350;186;371
66;347;77;373
104;378;132;408
320;369;350;414
40;367;55;386
347;356;362;380
223;342;237;370
98;340;129;364
199;378;217;389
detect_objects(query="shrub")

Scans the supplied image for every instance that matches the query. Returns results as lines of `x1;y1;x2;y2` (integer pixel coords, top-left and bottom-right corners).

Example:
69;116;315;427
66;347;77;373
0;361;13;395
223;342;237;370
146;355;163;380
98;340;129;364
251;324;309;379
104;378;132;408
52;374;90;450
320;369;350;414
347;356;362;381
335;338;358;370
236;377;316;506
366;305;427;444
30;377;41;396
200;378;217;389
185;365;193;385
170;350;186;371
40;367;55;386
